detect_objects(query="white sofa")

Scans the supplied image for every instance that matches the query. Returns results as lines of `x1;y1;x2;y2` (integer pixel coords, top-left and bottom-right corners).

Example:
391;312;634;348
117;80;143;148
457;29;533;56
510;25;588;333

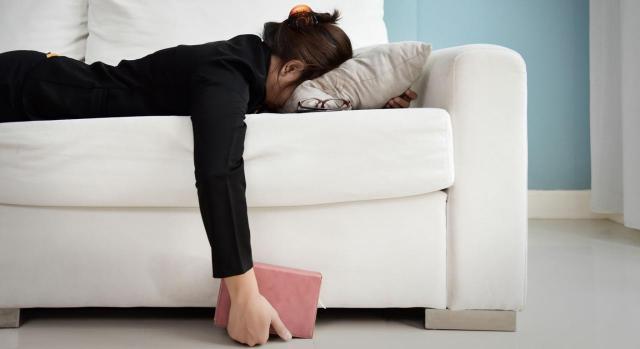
0;0;528;331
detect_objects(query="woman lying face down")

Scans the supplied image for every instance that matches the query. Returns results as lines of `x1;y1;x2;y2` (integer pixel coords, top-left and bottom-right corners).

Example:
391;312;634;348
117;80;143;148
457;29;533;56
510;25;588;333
0;4;416;347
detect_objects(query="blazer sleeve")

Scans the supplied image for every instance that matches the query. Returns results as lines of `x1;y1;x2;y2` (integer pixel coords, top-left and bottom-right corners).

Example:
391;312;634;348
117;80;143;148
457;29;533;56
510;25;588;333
189;60;254;278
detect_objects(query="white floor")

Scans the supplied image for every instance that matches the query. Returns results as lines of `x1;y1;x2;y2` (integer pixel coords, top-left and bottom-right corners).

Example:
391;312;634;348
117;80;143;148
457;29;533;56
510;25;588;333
1;219;639;348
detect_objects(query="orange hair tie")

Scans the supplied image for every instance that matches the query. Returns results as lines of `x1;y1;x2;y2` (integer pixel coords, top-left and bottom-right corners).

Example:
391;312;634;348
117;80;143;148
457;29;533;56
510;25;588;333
289;4;313;16
287;4;318;30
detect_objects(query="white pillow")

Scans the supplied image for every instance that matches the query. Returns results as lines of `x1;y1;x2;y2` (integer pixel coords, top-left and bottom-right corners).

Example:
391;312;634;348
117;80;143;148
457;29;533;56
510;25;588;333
0;0;88;61
85;0;388;65
281;41;431;113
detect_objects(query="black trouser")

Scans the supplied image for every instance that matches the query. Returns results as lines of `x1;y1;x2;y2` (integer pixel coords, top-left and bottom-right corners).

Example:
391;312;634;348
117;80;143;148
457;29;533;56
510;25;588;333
0;50;47;122
0;50;254;278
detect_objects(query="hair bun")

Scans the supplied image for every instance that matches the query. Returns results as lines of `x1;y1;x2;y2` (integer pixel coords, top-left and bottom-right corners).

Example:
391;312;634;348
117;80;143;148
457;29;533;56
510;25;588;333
314;9;341;24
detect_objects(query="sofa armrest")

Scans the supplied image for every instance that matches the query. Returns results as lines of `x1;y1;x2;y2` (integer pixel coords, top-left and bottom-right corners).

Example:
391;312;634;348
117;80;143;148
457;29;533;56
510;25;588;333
412;44;528;311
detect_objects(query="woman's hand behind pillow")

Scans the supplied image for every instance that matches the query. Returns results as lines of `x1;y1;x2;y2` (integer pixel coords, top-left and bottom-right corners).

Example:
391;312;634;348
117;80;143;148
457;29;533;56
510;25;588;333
383;88;417;108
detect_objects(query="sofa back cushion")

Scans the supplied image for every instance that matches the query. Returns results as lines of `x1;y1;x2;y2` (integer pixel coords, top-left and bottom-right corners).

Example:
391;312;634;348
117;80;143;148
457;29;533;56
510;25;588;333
85;0;388;65
0;0;88;61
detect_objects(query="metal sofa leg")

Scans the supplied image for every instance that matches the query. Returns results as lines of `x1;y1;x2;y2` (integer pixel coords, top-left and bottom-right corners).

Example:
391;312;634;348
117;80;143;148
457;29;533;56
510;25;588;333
425;309;516;331
0;308;21;328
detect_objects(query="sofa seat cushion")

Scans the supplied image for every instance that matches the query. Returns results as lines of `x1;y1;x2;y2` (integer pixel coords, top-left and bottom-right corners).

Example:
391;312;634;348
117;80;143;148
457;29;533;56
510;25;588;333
0;108;454;207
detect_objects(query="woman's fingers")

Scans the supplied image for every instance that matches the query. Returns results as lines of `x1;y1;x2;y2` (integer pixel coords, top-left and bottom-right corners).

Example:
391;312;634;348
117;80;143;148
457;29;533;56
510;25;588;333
398;89;417;103
383;88;417;108
270;309;292;341
388;98;403;108
404;88;418;100
393;96;410;108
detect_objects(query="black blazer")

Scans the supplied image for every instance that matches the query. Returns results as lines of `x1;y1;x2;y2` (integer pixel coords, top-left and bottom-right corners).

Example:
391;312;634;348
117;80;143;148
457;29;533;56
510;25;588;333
16;34;273;278
22;34;271;118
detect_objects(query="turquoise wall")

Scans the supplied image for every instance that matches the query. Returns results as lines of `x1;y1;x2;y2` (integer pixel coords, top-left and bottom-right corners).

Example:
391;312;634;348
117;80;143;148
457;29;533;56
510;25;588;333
383;0;590;190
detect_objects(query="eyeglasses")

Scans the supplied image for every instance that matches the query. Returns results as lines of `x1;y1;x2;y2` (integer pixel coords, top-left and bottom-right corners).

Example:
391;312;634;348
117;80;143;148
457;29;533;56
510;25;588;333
297;98;352;113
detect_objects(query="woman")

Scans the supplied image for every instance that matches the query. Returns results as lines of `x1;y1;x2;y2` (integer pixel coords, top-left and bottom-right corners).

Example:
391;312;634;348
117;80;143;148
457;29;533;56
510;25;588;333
0;4;416;346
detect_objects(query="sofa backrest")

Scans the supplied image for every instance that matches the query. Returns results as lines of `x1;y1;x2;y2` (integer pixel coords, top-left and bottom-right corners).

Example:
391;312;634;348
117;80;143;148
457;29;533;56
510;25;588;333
85;0;388;65
0;0;89;61
0;1;388;65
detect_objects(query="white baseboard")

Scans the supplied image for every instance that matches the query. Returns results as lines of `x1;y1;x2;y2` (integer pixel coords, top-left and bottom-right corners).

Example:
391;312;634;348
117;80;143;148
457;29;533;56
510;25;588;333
528;190;621;220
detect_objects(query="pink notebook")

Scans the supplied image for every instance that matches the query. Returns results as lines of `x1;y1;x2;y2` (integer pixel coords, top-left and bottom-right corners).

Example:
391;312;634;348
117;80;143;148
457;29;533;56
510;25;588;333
213;262;323;339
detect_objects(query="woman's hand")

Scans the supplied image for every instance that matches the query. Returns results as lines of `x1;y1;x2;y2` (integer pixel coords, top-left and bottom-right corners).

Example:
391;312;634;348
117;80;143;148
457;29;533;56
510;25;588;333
224;268;292;346
383;88;418;108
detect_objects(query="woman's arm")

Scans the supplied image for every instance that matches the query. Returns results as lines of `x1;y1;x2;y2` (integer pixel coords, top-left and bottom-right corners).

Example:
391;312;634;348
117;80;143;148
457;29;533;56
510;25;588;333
189;62;254;279
189;61;291;345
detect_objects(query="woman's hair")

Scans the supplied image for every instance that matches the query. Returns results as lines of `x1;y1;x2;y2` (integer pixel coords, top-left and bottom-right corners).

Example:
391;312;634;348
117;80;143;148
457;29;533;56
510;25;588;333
262;8;353;87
